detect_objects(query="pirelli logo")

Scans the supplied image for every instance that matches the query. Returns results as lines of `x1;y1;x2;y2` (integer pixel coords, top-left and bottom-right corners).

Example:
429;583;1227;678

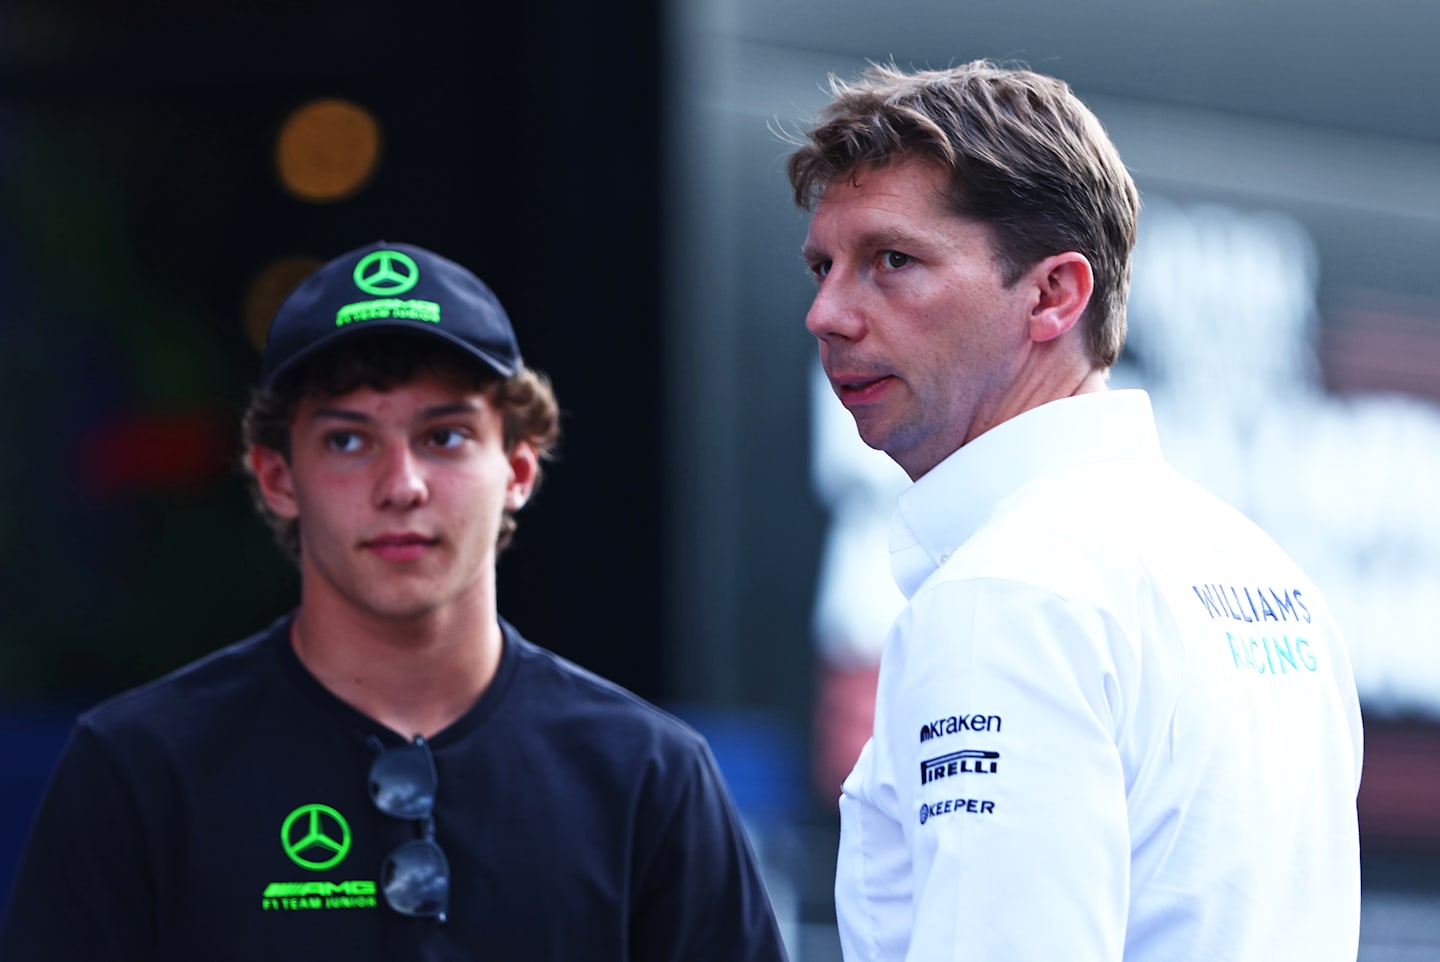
920;749;1000;784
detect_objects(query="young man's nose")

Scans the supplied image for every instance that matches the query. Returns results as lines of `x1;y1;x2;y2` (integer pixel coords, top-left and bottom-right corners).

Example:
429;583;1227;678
374;444;428;508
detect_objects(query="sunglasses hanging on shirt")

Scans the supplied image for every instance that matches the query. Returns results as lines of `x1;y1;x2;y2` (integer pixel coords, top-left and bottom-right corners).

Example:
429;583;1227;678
367;734;450;924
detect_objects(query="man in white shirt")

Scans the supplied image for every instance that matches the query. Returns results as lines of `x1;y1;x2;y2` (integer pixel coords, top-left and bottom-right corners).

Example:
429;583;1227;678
786;60;1363;961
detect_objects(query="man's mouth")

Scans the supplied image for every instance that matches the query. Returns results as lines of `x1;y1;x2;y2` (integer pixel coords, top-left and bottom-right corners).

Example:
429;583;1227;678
364;533;437;561
832;373;895;403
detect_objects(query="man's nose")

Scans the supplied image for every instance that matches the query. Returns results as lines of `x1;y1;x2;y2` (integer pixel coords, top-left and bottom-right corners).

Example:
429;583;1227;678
374;444;427;509
805;273;866;342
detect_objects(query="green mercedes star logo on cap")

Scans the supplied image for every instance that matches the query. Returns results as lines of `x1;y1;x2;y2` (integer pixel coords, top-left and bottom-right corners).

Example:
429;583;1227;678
353;250;419;296
281;804;352;871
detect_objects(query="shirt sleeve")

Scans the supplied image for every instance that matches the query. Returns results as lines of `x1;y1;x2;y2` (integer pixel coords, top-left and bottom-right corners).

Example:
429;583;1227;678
842;577;1130;962
628;737;790;962
0;720;157;960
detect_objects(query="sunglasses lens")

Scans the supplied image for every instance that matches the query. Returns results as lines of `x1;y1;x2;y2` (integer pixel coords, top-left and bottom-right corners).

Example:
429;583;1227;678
369;745;436;819
381;838;450;920
369;736;448;922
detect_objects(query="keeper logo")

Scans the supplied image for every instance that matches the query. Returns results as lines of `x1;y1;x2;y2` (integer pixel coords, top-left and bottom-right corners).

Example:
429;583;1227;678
919;797;995;824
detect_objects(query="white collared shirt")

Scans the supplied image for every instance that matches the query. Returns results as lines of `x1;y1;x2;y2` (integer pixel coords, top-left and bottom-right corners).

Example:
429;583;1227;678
836;390;1363;962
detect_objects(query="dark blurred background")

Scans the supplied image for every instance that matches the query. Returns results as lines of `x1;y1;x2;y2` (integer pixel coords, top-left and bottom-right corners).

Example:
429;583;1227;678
0;0;670;696
1;0;686;922
4;1;1440;958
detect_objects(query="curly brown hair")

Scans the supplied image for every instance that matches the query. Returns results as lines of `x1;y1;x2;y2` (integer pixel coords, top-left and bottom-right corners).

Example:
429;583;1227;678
785;60;1140;369
241;334;560;560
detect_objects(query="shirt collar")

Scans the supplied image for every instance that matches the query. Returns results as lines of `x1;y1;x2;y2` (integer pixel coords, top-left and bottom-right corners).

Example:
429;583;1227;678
888;389;1163;598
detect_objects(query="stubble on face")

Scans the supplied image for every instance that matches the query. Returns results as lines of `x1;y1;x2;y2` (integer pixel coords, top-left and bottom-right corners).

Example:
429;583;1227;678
804;160;1031;478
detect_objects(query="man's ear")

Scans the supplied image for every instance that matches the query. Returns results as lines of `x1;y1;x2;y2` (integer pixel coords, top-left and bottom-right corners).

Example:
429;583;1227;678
250;446;300;520
1026;251;1094;344
505;441;539;512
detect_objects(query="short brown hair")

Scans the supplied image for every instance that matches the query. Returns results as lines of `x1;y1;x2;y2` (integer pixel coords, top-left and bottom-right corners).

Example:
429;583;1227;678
241;335;560;560
786;60;1140;368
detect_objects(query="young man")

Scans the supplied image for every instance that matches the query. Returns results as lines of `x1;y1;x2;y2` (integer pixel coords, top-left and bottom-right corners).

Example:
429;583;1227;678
0;241;789;961
788;62;1363;961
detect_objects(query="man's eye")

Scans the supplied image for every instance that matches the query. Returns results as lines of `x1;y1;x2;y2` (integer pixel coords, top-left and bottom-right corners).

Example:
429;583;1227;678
427;428;466;449
809;260;831;279
880;251;911;270
326;432;363;453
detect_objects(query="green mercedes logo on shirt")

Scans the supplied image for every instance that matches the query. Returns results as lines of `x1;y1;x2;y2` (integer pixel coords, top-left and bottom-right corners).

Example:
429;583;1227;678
353;250;419;296
281;804;352;871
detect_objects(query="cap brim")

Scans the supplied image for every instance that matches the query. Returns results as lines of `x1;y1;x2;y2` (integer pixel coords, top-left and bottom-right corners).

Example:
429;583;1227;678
261;320;519;388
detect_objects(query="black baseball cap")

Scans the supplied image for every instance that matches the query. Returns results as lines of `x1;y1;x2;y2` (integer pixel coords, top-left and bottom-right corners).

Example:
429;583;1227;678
259;241;522;388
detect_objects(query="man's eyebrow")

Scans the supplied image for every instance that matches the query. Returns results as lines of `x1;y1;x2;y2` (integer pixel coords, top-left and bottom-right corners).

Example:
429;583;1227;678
420;400;484;419
306;400;484;424
803;226;928;262
307;407;370;424
856;226;926;250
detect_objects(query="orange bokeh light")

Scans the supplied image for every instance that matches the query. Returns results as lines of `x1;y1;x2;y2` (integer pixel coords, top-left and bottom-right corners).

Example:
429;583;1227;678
275;98;381;202
243;255;325;354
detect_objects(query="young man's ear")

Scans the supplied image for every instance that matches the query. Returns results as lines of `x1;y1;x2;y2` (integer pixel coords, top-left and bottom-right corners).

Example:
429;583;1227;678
250;446;300;520
505;441;539;512
1026;251;1094;344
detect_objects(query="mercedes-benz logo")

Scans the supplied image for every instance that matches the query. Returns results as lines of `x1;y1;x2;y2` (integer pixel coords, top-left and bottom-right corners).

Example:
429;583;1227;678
353;250;419;296
281;803;352;871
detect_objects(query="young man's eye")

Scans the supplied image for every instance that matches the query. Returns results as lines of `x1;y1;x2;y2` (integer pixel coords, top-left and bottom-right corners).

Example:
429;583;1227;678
326;431;364;453
427;427;467;449
879;250;911;270
808;260;831;279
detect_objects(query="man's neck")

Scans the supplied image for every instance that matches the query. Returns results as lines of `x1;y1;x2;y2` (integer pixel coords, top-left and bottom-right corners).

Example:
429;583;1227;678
289;595;504;740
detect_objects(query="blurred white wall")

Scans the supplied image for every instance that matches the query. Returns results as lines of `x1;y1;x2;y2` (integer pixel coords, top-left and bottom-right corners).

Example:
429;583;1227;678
664;0;1440;722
